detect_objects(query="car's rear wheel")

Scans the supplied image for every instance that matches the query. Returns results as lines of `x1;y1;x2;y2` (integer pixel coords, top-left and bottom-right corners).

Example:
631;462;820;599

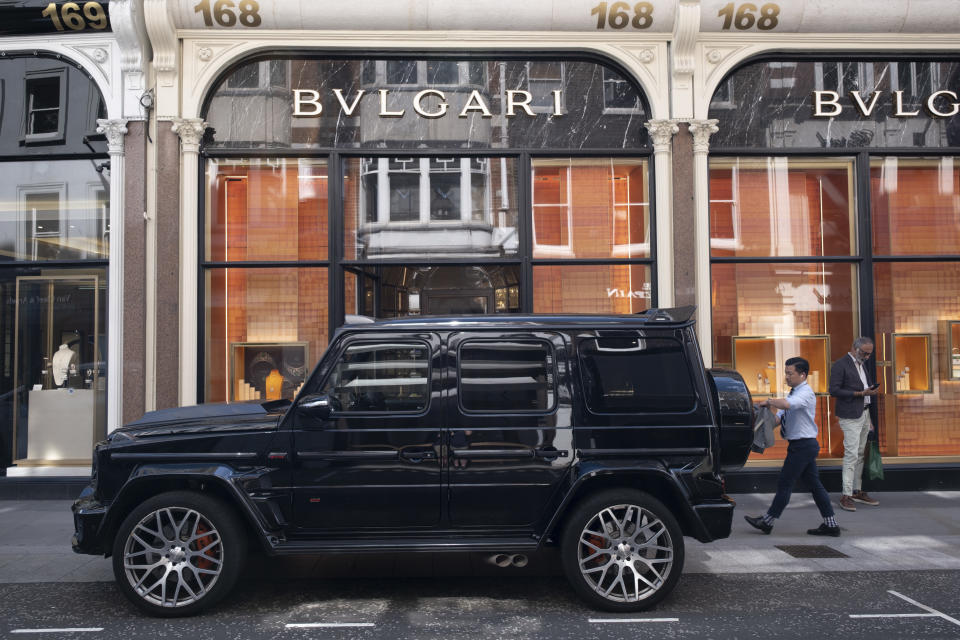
560;489;684;612
111;491;247;617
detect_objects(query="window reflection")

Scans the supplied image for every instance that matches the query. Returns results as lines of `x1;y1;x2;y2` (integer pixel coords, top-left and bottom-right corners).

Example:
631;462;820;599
345;157;519;260
709;157;855;258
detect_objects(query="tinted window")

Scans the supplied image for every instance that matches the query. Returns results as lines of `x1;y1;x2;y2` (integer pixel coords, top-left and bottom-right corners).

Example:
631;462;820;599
459;340;555;412
321;342;429;412
579;337;696;413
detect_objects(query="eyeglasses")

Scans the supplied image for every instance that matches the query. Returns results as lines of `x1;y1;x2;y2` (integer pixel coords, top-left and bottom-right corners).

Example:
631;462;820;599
856;348;873;358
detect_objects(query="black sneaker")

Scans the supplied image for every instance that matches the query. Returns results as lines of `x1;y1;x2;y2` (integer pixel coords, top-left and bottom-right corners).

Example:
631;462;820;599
744;515;773;534
806;523;841;537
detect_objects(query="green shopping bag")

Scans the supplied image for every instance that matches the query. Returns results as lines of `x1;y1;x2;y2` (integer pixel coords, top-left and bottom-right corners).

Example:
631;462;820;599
866;439;885;481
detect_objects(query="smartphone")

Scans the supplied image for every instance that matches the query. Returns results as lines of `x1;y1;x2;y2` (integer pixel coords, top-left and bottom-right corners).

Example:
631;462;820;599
869;383;880;389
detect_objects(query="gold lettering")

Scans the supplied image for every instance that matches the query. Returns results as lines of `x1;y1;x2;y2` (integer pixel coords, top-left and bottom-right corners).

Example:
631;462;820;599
893;91;920;117
552;90;564;116
811;91;841;117
506;90;535;117
849;90;881;117
332;89;365;116
292;89;322;116
926;90;960;118
413;89;448;118
378;89;405;117
459;90;493;118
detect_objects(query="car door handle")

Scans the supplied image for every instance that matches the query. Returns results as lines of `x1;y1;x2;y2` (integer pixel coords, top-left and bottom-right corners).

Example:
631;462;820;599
400;450;436;463
451;449;535;459
534;448;568;460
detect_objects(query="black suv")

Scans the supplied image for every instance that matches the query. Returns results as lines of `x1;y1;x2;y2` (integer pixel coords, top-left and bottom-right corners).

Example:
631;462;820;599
72;307;754;616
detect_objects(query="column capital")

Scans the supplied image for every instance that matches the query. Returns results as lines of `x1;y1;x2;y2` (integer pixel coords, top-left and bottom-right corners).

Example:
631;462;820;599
644;119;680;152
171;118;208;153
96;118;129;154
688;119;720;154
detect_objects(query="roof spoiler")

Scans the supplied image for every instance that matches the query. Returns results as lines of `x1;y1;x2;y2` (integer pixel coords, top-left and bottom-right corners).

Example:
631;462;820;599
636;305;697;324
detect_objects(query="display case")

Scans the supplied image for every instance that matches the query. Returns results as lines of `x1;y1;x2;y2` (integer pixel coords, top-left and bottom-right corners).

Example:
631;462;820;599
732;335;830;396
230;342;310;402
941;321;960;381
892;333;932;393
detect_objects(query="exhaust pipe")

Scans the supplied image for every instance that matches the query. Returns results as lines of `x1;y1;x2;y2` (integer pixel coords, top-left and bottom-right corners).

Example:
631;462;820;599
485;553;512;568
510;554;528;568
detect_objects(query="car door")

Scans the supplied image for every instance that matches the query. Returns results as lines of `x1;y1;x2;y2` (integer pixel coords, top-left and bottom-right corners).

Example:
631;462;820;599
289;332;442;532
446;331;574;529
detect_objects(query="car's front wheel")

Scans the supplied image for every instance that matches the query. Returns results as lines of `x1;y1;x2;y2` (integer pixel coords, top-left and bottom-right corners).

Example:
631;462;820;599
111;491;247;617
560;489;684;612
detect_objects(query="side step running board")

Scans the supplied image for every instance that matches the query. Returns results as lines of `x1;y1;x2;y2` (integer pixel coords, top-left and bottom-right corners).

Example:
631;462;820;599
271;537;540;555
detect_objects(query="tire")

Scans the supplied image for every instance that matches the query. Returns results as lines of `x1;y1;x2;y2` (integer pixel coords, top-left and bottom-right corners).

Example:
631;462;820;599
560;489;684;612
111;491;248;617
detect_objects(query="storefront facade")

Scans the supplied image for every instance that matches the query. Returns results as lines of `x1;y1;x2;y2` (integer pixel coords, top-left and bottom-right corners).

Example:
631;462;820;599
4;0;960;485
0;0;149;477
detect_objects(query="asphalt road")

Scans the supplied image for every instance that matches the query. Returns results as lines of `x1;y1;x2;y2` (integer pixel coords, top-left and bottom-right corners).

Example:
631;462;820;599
2;569;959;639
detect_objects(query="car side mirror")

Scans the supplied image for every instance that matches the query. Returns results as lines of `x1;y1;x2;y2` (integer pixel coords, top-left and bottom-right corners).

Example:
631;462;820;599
297;393;334;421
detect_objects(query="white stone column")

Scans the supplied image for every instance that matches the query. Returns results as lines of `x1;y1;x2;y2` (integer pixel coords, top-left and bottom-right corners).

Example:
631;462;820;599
688;119;720;366
97;118;128;432
171;118;207;406
644;119;679;308
460;158;471;222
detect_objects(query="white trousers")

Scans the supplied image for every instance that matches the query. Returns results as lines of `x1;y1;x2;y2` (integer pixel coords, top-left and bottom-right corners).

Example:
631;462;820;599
839;408;872;496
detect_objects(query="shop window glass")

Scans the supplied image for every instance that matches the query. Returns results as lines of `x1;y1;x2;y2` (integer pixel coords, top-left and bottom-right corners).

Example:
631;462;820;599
0;160;109;262
709;157;856;258
532;158;649;259
870;157;960;256
204;267;328;403
711;261;858;459
343;157;519;260
205;158;328;262
579;337;695;413
874;262;960;456
459;341;554;412
321;342;429;413
533;264;650;314
7;271;107;465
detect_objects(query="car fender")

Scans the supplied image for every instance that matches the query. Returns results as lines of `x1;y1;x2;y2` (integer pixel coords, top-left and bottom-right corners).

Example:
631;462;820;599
97;463;276;554
539;460;714;545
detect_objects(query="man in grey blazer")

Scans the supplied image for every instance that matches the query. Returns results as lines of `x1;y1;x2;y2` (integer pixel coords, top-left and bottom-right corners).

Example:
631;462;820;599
829;337;881;512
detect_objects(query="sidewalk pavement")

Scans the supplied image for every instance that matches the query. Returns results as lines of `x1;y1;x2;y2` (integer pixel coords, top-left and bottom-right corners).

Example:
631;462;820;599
0;491;958;584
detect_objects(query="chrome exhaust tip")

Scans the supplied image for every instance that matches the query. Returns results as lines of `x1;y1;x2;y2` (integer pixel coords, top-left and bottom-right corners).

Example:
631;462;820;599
485;553;512;568
510;554;529;568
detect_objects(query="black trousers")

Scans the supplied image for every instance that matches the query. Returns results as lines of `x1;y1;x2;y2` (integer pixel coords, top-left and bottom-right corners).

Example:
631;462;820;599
768;438;835;519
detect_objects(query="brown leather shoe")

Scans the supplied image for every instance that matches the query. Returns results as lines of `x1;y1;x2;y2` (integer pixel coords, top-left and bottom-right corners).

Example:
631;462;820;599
853;491;879;506
839;495;856;512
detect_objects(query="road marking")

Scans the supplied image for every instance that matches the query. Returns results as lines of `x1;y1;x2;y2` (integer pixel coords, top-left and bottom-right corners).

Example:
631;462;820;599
889;590;960;627
11;629;103;634
285;623;375;628
588;618;679;623
0;507;15;514
849;590;960;627
850;613;939;619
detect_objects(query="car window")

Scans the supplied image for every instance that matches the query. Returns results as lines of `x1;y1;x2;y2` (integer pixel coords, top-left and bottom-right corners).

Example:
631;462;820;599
459;340;555;412
320;342;429;412
578;336;696;413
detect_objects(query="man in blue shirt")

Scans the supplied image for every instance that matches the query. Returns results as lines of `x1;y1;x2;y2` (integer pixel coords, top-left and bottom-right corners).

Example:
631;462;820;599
744;357;840;537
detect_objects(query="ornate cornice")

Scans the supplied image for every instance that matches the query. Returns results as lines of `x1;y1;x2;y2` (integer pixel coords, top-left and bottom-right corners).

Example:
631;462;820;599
171;118;208;152
97;119;129;154
688;119;719;153
644;119;680;152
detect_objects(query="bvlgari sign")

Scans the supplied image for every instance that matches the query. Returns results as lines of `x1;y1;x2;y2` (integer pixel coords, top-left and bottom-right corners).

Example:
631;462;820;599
812;90;960;118
293;89;564;119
